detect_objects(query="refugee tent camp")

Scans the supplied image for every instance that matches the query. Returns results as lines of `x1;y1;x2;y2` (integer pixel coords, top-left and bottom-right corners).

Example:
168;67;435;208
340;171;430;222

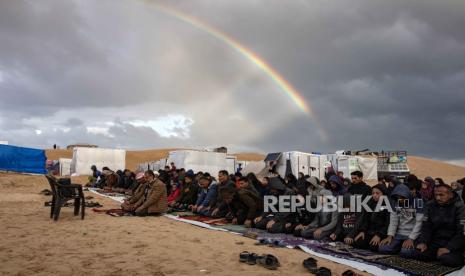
0;144;47;174
70;147;126;175
166;150;232;176
264;151;328;180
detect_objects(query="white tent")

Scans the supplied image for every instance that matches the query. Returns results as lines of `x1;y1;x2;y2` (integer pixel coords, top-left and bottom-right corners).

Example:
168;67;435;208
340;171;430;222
356;156;378;181
167;150;231;176
59;158;72;176
0;141;8;145
327;153;378;181
240;161;265;175
71;147;126;176
266;151;328;180
226;156;237;175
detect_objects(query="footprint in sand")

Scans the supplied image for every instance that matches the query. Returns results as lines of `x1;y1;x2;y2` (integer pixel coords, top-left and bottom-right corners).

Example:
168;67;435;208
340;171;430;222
132;243;149;249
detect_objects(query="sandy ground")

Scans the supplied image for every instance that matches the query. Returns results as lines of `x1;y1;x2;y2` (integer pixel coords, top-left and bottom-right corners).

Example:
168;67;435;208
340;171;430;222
0;172;369;276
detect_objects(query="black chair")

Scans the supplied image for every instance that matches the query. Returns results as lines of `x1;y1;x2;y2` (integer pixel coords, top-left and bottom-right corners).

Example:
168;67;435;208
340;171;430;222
45;175;85;221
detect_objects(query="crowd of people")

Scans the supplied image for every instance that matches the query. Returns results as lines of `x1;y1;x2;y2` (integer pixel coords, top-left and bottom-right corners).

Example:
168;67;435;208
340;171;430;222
88;163;465;267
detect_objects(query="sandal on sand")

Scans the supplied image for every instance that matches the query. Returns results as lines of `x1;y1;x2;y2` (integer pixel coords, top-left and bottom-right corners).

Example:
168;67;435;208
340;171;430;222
303;257;318;273
316;267;332;276
247;253;262;265
239;251;250;263
257;254;280;270
342;270;355;276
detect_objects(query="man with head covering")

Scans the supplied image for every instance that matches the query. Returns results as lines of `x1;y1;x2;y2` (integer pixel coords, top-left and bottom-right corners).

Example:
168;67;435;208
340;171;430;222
121;171;148;211
301;187;338;240
133;170;168;216
379;183;424;257
254;177;295;233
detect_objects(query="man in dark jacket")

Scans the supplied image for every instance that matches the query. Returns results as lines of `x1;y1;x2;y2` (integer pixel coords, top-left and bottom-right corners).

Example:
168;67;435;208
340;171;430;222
209;170;236;218
352;184;390;251
254;177;295;233
414;184;465;267
170;173;199;210
348;171;372;198
330;194;363;244
220;185;263;228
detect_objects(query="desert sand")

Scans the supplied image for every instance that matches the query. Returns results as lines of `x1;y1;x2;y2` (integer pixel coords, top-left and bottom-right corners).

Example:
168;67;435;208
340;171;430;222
0;172;368;276
2;149;464;276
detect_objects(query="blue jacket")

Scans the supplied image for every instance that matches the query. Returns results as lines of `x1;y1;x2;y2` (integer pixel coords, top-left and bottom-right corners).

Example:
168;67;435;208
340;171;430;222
195;182;218;207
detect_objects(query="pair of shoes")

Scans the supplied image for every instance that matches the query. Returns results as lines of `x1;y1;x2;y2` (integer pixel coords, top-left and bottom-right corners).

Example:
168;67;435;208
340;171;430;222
254;238;285;247
303;257;332;275
239;251;280;270
86;201;103;208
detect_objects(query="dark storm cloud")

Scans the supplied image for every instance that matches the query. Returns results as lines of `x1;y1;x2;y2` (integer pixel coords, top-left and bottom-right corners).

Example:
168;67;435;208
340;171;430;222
1;0;465;160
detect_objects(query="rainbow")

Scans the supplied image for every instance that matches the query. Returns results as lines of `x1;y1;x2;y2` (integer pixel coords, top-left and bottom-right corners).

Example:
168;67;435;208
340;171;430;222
140;1;328;141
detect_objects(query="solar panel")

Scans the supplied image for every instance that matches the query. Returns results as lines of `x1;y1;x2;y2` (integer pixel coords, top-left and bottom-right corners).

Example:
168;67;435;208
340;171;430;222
264;152;282;162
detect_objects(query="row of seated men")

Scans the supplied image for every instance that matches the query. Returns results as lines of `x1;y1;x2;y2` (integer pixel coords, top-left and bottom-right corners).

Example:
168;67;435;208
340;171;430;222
117;168;465;267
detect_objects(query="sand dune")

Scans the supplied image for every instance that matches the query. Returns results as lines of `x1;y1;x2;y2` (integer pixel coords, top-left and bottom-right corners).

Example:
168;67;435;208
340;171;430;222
408;156;465;183
0;172;368;276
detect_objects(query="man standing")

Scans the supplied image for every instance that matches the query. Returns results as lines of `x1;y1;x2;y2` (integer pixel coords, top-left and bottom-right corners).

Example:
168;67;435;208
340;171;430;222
414;184;465;267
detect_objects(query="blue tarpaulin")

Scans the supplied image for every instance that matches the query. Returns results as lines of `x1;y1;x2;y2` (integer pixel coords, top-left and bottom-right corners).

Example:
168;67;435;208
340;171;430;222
0;144;47;174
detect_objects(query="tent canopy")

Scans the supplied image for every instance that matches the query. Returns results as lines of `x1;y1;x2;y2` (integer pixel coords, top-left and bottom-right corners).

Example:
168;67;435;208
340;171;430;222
71;147;126;175
0;144;47;174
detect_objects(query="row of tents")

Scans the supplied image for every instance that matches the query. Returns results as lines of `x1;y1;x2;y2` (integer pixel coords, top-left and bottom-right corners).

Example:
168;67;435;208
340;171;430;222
0;144;410;181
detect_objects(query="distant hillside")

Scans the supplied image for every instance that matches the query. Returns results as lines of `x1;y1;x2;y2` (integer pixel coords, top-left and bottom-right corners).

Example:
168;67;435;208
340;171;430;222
408;156;465;183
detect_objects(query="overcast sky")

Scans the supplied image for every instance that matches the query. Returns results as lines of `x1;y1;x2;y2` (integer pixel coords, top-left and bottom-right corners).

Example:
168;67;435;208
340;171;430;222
0;0;464;162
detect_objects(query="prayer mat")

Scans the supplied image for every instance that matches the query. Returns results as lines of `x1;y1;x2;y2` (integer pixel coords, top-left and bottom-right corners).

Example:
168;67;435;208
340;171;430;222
322;242;390;261
167;210;195;217
215;224;248;234
92;208;133;217
374;256;462;276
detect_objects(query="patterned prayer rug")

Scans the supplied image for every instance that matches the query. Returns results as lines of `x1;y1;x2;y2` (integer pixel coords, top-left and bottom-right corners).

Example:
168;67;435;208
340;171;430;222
374;256;461;276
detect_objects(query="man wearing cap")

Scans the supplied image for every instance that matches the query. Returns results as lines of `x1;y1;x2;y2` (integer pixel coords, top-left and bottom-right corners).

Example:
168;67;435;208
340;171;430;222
121;171;148;211
133;170;168;216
